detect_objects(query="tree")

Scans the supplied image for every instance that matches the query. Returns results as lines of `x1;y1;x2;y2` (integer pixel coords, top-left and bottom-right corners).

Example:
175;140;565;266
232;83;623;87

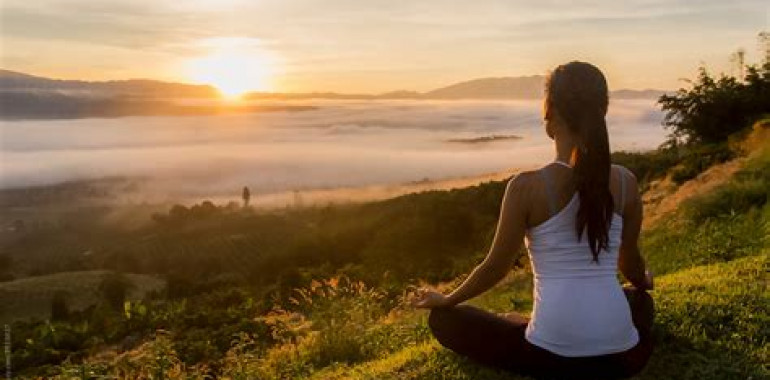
242;186;251;207
50;290;69;321
729;48;746;78
658;62;770;144
98;272;133;311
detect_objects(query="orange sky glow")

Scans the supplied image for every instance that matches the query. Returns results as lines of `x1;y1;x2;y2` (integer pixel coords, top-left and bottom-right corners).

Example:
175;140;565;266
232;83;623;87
1;0;767;95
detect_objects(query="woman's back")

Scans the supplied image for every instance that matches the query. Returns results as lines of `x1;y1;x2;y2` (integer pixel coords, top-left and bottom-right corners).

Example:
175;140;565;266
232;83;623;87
419;61;654;379
523;162;639;357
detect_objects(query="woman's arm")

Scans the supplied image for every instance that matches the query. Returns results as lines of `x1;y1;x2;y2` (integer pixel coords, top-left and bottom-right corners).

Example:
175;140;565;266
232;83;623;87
414;174;530;308
617;169;653;290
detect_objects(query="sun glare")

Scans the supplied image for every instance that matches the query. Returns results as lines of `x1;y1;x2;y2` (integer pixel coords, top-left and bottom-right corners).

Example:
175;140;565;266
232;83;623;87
186;37;277;99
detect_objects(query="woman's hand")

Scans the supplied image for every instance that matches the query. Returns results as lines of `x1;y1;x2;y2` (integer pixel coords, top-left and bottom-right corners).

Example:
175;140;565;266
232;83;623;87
411;288;451;309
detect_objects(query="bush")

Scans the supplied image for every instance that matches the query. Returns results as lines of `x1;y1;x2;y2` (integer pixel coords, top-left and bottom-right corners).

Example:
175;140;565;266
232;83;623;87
98;272;134;311
611;149;680;188
50;291;70;321
658;62;770;144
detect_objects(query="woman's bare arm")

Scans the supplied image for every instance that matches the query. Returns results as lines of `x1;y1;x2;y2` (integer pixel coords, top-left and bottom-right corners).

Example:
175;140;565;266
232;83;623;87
617;169;652;290
444;174;530;306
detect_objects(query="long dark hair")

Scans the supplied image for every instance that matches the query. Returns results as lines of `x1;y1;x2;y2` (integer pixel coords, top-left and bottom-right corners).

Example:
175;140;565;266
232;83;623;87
545;61;613;263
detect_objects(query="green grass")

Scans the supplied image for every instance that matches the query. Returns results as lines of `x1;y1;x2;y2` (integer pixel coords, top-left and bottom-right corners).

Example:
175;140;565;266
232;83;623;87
231;143;770;380
643;254;769;380
0;270;164;324
22;137;770;379
306;253;769;380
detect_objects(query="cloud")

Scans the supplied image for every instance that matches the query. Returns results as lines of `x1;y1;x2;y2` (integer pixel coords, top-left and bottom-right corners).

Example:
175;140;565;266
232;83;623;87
1;0;765;91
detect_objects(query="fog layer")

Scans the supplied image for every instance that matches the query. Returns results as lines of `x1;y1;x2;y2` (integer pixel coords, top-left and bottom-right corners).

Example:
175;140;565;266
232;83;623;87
0;99;665;204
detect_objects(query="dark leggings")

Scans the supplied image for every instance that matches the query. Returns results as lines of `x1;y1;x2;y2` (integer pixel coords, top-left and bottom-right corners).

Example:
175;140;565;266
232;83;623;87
428;287;654;380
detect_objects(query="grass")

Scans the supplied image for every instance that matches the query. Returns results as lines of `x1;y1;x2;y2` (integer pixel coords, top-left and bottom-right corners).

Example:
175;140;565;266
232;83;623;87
237;141;770;380
308;253;769;380
18;132;770;379
0;270;164;324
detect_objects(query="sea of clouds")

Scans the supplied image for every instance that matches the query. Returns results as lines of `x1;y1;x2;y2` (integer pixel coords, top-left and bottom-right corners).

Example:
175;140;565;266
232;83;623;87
0;99;666;205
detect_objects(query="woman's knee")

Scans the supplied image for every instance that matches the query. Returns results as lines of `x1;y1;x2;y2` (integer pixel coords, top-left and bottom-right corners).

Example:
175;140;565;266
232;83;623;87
428;305;476;337
427;306;458;345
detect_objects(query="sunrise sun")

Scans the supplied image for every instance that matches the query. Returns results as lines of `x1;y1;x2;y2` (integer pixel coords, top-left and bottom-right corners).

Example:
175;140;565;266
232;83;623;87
186;37;277;98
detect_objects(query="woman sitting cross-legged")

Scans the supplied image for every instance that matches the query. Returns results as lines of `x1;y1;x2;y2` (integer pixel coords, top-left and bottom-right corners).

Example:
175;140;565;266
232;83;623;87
412;61;655;380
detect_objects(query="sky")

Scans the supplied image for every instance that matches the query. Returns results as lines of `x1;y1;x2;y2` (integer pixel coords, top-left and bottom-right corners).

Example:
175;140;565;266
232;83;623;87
1;0;768;93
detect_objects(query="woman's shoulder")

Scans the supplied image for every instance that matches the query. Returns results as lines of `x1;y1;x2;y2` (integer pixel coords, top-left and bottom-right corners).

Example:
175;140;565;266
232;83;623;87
610;163;637;181
502;170;544;207
505;170;541;191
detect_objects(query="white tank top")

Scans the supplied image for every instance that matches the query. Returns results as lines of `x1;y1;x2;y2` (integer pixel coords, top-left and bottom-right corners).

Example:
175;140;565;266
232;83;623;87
523;161;639;357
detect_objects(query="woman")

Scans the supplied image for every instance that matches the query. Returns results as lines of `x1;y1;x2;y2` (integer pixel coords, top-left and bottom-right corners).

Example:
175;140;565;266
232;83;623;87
412;61;655;379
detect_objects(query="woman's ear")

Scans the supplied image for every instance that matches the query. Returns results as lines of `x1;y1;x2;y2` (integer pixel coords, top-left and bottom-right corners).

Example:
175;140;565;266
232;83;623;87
545;118;555;140
544;107;556;140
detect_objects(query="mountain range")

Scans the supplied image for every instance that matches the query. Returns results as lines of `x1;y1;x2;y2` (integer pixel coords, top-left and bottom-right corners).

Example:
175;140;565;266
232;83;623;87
0;69;667;119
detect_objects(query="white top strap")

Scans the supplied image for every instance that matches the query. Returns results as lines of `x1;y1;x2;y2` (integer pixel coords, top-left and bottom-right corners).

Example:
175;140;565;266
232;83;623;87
617;166;627;215
539;169;558;215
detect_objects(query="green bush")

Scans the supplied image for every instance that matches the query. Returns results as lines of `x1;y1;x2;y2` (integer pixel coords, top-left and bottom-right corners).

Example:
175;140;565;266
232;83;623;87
659;63;770;144
611;148;680;188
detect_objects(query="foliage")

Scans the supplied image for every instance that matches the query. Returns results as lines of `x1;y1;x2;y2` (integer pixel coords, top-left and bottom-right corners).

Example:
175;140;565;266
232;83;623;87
98;272;134;311
658;62;770;144
641;145;769;275
50;290;69;322
611;148;680;188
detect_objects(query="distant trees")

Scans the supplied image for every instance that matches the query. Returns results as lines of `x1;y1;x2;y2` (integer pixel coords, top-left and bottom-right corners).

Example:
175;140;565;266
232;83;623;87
151;201;223;226
658;62;770;145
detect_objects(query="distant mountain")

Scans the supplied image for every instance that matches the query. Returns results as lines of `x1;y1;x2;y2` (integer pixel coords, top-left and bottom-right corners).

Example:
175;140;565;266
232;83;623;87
0;70;667;119
245;76;663;100
0;69;219;98
425;76;545;99
422;76;665;100
610;88;668;99
0;91;315;120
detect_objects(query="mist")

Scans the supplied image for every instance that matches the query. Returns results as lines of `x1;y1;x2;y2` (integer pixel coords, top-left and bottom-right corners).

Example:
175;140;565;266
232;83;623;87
0;99;666;206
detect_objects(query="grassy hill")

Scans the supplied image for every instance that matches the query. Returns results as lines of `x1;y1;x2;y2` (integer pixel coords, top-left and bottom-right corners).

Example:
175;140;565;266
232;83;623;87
0;270;164;325
23;124;766;379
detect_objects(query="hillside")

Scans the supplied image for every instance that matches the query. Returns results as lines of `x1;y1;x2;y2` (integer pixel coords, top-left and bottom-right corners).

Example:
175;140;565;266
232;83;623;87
254;133;770;380
0;271;164;324
9;125;766;379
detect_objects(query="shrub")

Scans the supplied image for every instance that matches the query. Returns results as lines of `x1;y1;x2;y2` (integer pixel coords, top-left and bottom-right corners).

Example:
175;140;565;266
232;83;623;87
670;142;736;184
98;272;134;311
611;148;680;188
658;62;770;144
